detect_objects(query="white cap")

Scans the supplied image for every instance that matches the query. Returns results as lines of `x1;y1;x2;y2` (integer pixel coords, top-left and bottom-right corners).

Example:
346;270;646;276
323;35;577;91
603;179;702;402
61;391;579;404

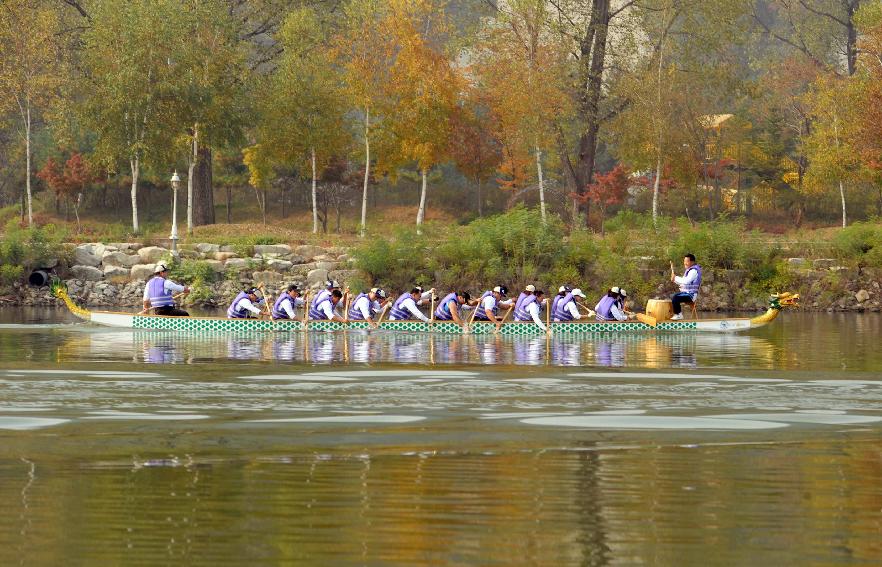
610;286;620;294
370;287;386;298
525;284;536;292
154;262;169;273
619;289;628;297
572;288;586;298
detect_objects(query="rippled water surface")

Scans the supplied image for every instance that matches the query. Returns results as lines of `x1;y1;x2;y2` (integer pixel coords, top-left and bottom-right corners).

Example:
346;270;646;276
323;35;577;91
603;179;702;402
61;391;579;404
0;308;881;565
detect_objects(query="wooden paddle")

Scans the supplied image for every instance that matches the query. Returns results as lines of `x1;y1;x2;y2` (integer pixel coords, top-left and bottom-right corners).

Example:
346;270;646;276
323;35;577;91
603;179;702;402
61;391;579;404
255;282;272;316
495;305;514;334
139;292;186;315
429;293;436;325
374;302;391;328
300;291;311;330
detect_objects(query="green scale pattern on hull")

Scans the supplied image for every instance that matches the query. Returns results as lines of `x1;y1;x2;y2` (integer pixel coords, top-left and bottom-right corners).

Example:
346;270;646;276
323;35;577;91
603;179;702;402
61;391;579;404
131;316;699;334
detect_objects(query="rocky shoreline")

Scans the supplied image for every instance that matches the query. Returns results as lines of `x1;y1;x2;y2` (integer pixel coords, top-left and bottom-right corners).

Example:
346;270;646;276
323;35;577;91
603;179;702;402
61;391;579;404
1;242;880;312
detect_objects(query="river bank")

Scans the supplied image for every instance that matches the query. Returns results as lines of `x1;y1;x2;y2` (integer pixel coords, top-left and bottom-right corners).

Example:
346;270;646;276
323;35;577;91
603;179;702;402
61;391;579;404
1;240;880;312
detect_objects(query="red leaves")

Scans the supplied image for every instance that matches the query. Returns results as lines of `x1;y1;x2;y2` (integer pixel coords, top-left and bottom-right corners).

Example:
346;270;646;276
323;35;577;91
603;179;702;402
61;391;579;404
574;164;630;207
36;152;99;197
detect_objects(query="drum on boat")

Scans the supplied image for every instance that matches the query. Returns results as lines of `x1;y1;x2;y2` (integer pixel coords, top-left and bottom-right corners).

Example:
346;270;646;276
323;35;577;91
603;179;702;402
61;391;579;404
646;298;673;321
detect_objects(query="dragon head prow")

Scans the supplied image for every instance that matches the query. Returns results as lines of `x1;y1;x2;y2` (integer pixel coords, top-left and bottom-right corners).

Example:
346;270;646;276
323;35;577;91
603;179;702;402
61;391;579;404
770;292;799;309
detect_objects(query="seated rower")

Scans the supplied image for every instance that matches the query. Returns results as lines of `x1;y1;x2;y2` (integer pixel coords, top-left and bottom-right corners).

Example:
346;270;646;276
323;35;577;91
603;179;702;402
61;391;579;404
433;291;471;327
552;288;587;322
142;262;190;316
594;287;628;321
309;288;346;321
348;288;387;328
388;287;435;322
309;279;341;318
513;285;550;333
271;283;305;320
551;285;572;317
473;285;513;329
670;253;702;320
227;287;267;319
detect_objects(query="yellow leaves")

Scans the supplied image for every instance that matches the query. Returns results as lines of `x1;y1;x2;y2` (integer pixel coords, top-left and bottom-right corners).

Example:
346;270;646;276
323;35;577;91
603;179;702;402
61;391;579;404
242;145;270;189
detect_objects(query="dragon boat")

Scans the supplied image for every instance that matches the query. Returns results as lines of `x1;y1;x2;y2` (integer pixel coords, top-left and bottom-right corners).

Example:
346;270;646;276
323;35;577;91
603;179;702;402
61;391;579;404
53;284;798;335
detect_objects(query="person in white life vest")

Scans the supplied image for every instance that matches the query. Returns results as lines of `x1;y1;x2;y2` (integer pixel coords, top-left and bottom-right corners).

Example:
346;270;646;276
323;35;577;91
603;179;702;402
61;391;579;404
271;283;305;320
552;288;587;321
348;288;387;328
227;287;267;319
142;262;190;316
513;284;551;333
388;287;435;322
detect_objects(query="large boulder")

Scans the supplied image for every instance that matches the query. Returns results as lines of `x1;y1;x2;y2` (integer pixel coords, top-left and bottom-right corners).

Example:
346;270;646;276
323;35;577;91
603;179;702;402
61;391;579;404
307;268;329;288
130;264;156;281
102;251;140;268
203;259;225;273
252;270;283;284
214;252;238;262
295;244;325;260
856;289;871;303
103;265;130;279
108;242;142;254
74;245;102;267
224;258;248;271
266;258;293;271
196;243;220;255
254;244;292;256
138;246;170;264
314;261;339;272
71;265;103;281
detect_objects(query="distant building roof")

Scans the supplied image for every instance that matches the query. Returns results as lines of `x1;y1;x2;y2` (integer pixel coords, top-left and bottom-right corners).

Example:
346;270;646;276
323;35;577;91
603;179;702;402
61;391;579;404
700;114;734;129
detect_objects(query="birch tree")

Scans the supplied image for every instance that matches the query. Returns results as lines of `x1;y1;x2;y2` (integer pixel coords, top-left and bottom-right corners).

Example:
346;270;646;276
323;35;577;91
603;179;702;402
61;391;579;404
253;6;349;233
379;0;459;234
474;0;572;224
0;0;62;226
334;0;394;237
79;0;185;233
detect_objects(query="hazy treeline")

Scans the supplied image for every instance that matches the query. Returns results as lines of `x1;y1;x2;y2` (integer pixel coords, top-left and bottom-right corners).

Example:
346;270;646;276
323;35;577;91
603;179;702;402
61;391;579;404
1;0;880;235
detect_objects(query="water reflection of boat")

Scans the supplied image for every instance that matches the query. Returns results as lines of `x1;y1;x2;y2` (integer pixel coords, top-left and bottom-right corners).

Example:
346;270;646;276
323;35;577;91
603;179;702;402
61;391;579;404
55;286;799;336
57;328;776;369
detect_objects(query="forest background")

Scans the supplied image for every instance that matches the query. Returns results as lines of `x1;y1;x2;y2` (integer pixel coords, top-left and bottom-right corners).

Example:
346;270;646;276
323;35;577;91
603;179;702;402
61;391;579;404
2;0;882;298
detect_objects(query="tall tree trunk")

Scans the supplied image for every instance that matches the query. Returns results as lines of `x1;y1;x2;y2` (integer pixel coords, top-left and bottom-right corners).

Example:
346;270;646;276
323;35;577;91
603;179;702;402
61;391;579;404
652;152;662;226
574;0;611;227
225;185;232;223
839;179;847;227
25;99;32;227
416;167;428;235
311;147;318;234
535;146;547;225
193;147;214;225
476;175;482;217
360;108;370;237
130;155;140;233
186;125;197;235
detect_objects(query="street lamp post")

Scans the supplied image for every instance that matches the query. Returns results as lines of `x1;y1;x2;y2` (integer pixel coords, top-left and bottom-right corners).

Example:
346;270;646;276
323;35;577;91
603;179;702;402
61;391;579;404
170;171;181;253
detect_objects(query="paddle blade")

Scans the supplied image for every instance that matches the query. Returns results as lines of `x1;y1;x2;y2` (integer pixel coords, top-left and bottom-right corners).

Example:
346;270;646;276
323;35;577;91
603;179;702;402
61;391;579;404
636;313;657;327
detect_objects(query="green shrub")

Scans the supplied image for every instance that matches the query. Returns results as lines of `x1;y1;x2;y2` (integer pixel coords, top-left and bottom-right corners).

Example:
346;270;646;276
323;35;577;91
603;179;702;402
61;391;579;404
353;226;433;292
833;222;882;268
0;264;23;287
668;220;747;270
0;222;69;285
167;258;216;284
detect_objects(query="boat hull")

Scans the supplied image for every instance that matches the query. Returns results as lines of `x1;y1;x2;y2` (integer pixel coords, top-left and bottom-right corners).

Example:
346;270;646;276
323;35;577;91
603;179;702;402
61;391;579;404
84;311;759;334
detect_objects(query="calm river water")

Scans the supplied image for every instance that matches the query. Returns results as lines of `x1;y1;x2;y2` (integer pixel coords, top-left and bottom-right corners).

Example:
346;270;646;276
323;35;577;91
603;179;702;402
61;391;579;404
0;308;880;565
